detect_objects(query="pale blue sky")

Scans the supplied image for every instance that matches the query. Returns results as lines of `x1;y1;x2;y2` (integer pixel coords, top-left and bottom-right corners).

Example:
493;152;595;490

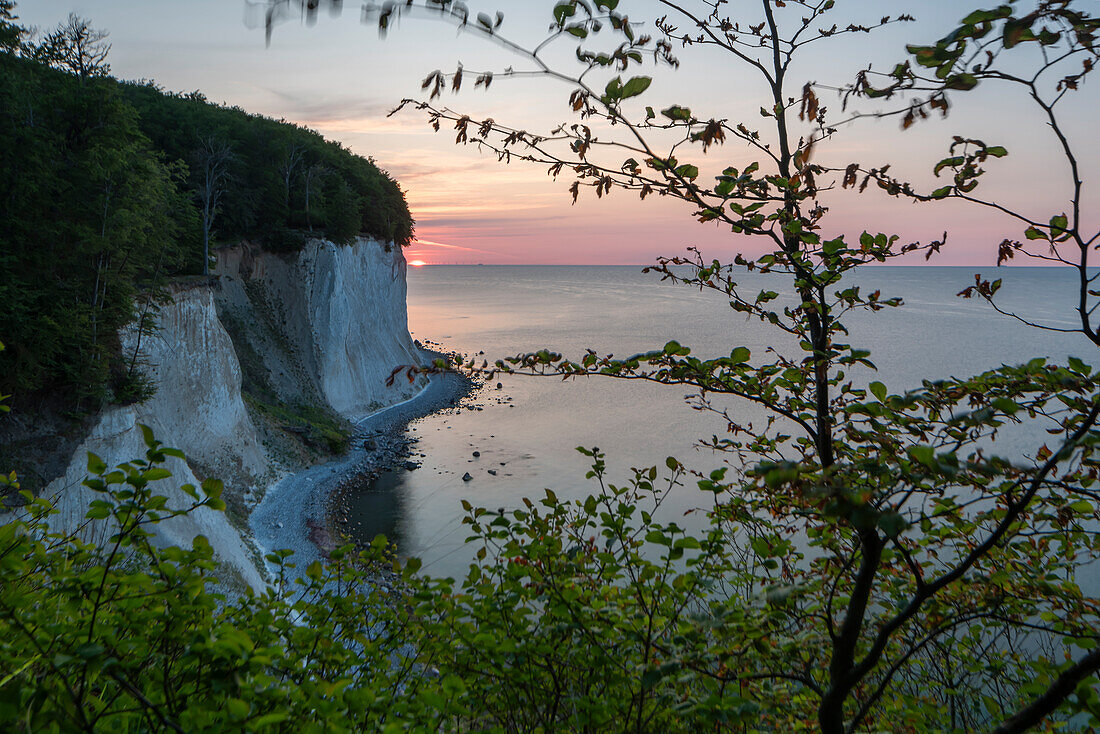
16;1;1096;265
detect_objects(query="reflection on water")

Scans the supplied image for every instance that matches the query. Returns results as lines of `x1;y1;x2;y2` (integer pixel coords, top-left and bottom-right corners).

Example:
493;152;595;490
342;265;1090;579
342;468;409;550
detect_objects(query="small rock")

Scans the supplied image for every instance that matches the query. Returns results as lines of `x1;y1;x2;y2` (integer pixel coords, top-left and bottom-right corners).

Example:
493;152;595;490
404;461;419;471
487;469;497;476
472;451;481;457
363;439;377;451
462;472;473;482
276;522;284;529
496;382;502;389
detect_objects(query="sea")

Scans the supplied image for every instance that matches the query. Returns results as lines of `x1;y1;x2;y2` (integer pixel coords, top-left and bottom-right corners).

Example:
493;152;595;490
342;265;1092;579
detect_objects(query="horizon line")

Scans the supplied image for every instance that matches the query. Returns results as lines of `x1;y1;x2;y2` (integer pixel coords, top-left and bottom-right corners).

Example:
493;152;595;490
407;262;1075;268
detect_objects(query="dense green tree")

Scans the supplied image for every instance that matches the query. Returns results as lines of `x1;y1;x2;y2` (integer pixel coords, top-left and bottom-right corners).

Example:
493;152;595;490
0;51;188;404
118;82;415;248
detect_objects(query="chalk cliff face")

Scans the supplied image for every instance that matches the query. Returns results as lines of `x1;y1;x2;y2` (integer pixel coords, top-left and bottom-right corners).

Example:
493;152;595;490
43;237;423;591
45;286;269;591
219;238;426;421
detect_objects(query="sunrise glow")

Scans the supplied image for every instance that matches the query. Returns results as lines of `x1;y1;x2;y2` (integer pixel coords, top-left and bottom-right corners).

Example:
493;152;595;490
409;260;427;267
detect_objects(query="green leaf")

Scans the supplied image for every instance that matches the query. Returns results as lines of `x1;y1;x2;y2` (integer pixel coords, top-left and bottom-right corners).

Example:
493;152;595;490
603;76;623;101
138;423;156;448
441;673;466;695
553;2;576;24
1025;226;1048;240
730;347;750;364
944;73;978;91
201;477;223;498
86;452;107;475
673;163;699;180
226;698;250;719
0;654;40;689
877;511;908;538
661;105;692;121
962;8;1011;24
933;156;964;176
909;445;935;466
869;381;887;402
1068;356;1090;375
1004;18;1037;48
253;713;290;728
750;536;771;557
620;76;652;99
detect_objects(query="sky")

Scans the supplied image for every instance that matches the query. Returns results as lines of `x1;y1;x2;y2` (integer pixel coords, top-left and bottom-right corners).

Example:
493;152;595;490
16;0;1098;265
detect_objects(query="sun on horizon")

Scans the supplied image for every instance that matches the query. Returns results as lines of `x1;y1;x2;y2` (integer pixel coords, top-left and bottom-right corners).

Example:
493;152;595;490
409;260;427;267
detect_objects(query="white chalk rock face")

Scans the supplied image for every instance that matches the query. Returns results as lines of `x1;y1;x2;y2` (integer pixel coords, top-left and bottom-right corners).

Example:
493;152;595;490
46;288;266;590
136;287;267;478
254;238;427;421
303;239;427;419
43;237;423;591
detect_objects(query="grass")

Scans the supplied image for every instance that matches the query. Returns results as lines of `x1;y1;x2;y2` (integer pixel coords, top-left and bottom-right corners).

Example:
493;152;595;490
244;394;351;455
219;300;351;459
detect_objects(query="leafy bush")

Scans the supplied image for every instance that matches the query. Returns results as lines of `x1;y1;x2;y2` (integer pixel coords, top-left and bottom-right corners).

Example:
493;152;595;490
0;428;455;732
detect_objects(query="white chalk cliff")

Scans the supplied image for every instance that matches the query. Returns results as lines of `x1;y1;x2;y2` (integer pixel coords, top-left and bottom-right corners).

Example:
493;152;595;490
219;238;426;419
44;237;425;590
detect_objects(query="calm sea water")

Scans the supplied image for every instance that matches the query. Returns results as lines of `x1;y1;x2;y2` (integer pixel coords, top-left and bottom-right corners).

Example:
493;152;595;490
344;266;1091;578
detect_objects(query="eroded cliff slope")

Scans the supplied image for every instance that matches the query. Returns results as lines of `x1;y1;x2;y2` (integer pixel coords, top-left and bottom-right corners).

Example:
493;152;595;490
41;237;425;591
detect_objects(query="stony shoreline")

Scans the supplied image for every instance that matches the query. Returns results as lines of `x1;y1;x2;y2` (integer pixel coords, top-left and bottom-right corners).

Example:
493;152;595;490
249;349;474;581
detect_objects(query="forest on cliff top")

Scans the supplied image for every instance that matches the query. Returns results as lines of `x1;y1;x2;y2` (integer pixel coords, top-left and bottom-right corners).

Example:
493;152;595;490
0;7;414;411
